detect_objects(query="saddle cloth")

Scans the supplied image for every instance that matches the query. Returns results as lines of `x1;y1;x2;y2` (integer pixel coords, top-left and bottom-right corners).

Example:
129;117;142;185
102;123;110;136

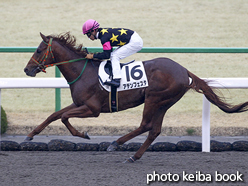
98;60;149;92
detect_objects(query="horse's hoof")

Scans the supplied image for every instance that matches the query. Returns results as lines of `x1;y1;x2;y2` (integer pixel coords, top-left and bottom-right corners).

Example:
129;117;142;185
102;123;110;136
84;132;90;140
123;156;137;163
24;136;33;142
107;141;118;152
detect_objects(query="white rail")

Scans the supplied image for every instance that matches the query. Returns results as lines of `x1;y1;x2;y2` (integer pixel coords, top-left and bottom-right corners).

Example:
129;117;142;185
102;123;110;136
0;78;69;88
0;77;248;152
201;78;248;152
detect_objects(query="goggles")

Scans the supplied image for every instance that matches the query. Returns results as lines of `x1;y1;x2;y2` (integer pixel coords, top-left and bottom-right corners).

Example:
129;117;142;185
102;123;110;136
86;30;93;38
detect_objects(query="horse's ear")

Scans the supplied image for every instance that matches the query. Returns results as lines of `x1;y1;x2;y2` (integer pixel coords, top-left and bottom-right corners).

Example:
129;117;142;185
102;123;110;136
40;32;49;43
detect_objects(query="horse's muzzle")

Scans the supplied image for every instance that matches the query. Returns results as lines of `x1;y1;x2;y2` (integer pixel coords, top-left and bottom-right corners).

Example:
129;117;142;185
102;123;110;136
24;66;39;77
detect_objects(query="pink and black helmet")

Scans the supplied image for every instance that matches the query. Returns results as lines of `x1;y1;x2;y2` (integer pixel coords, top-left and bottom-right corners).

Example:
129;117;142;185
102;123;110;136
82;19;100;34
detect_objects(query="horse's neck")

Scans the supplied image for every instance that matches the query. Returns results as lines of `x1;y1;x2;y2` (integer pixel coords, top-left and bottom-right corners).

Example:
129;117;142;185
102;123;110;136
58;61;87;83
53;46;90;84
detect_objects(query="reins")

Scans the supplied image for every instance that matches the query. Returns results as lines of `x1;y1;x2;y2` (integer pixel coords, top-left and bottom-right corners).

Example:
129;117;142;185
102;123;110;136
31;38;88;85
67;59;88;85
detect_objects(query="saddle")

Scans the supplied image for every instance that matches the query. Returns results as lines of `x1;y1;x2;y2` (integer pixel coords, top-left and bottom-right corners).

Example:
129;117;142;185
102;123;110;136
98;59;149;113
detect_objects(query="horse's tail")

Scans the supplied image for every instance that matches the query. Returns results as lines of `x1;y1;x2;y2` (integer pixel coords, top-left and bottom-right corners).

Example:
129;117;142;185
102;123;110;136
187;70;248;113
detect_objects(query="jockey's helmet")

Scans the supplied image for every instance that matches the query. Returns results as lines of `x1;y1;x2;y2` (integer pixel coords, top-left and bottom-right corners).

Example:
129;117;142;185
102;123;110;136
82;19;100;34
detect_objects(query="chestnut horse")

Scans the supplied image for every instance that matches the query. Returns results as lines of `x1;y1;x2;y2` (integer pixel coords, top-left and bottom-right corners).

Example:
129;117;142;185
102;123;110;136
24;32;248;163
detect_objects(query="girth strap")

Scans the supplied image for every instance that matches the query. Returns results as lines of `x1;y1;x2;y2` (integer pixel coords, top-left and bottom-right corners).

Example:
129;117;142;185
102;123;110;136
109;86;118;112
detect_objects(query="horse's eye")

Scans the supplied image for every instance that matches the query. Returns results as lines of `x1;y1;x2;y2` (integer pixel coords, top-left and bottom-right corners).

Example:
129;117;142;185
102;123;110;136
37;49;42;53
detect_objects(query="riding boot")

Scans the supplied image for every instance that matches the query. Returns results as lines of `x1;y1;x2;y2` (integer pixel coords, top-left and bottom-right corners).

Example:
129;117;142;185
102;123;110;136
104;78;121;87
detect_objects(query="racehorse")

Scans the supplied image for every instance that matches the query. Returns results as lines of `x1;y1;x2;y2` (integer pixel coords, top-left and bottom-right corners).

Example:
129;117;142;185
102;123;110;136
24;32;248;163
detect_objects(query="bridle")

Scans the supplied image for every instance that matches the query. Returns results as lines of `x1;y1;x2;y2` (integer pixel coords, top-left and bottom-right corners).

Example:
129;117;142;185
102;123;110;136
31;37;88;85
31;38;55;73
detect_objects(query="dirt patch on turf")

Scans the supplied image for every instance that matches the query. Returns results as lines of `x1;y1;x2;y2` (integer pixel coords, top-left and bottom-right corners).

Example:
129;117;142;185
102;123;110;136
5;112;248;136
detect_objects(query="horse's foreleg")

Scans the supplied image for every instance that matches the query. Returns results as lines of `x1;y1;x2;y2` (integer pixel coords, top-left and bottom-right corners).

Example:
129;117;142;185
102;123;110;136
25;103;77;141
60;104;100;139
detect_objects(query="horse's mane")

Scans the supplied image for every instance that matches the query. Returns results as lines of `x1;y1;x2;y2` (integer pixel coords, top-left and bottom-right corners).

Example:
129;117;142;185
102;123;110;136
48;32;87;57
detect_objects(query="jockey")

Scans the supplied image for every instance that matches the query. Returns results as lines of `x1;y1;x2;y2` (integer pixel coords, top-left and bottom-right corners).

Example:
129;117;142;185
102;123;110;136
82;19;143;87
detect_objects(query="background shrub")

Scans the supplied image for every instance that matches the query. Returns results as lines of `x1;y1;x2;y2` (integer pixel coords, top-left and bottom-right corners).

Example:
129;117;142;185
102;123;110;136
1;106;8;134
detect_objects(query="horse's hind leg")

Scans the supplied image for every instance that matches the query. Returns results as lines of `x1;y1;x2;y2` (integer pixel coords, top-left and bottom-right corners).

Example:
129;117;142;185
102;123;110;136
107;103;155;151
25;103;77;141
108;87;187;161
124;108;166;163
107;96;168;151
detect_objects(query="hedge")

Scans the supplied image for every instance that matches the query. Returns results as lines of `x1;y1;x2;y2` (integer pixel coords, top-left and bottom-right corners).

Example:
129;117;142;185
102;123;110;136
1;106;8;134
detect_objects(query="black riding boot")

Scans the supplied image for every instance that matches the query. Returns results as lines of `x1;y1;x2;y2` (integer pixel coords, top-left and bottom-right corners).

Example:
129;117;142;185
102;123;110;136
104;78;121;87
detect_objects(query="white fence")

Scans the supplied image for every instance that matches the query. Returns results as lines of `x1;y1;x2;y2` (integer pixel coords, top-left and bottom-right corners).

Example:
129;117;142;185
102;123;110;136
0;77;248;152
200;78;248;152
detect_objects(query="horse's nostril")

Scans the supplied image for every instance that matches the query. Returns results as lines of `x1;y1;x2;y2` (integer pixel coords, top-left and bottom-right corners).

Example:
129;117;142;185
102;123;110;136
24;68;28;73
